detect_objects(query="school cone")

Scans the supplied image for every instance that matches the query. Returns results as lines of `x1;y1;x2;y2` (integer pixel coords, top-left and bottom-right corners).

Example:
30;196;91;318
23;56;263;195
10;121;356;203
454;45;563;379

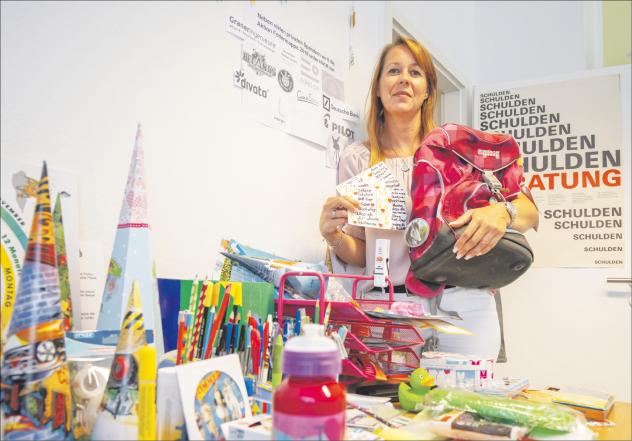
0;162;73;440
92;280;148;440
96;124;163;355
53;192;74;331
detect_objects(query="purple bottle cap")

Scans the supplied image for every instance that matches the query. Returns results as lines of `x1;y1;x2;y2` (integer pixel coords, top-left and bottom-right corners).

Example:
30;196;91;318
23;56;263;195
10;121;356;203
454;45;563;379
282;324;341;378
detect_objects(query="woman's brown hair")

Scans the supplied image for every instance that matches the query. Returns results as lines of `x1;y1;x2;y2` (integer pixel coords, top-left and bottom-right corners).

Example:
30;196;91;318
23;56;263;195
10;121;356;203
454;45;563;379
366;37;438;166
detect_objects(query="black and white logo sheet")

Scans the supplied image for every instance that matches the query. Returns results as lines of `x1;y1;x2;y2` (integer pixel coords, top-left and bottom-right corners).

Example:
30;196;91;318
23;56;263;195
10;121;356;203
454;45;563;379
474;74;625;268
226;7;359;166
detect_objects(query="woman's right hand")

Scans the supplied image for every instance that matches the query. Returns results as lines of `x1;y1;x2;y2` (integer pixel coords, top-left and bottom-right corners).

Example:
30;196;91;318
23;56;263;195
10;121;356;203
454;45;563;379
319;195;360;243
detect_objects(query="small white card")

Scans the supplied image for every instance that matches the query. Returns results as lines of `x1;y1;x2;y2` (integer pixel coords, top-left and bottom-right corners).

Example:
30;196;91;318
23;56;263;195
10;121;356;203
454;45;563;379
176;354;251;440
336;162;407;230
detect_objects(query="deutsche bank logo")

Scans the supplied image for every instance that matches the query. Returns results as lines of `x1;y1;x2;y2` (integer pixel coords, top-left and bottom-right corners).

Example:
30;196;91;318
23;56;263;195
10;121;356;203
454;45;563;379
322;95;331;112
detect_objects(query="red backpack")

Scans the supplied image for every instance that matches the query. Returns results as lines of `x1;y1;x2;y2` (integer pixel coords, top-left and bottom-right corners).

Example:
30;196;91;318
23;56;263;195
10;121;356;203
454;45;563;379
405;124;534;297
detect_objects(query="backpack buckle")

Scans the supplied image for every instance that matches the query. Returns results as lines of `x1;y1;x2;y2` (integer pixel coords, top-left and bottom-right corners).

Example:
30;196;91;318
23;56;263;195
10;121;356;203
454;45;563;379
483;170;503;198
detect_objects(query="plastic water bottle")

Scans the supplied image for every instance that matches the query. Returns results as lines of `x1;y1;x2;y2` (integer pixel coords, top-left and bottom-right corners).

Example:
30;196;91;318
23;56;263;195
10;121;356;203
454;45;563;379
272;324;345;440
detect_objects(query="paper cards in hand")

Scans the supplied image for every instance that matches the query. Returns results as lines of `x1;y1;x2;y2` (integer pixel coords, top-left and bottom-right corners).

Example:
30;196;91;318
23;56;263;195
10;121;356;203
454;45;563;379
337;162;406;230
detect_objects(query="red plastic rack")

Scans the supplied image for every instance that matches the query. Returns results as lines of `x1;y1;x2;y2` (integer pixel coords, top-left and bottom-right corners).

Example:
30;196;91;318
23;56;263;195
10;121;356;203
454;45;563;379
276;271;424;381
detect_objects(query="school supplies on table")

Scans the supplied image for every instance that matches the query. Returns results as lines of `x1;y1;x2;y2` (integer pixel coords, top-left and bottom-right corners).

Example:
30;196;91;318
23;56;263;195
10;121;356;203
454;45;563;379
158;278;274;353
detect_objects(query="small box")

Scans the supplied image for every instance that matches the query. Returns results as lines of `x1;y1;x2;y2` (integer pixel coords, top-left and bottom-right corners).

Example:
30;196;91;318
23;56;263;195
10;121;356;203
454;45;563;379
521;387;614;421
420;352;495;391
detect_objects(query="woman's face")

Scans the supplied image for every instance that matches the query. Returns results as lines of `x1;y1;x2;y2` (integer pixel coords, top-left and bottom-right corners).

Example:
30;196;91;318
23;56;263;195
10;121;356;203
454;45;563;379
378;45;429;118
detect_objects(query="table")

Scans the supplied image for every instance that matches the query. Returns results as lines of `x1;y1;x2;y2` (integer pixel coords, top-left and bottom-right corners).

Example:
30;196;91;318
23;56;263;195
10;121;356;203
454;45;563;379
594;402;631;440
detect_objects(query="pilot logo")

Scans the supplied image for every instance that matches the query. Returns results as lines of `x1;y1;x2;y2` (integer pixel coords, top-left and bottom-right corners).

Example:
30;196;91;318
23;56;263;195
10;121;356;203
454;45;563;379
234;70;268;98
278;69;294;93
323;113;330;129
242;50;276;77
332;121;354;139
322;95;331;112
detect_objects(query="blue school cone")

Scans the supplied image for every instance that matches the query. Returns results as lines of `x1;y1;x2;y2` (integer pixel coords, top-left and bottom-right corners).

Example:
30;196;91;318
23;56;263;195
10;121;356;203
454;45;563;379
96;124;163;355
92;281;148;440
0;162;72;440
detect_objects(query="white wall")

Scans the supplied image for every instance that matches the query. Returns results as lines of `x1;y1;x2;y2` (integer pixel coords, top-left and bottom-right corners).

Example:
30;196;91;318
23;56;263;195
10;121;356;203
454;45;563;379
2;1;630;401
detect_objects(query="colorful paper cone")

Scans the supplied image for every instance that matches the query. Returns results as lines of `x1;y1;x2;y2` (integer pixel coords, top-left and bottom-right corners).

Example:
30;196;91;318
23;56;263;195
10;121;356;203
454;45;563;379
0;162;72;440
96;124;161;348
92;280;148;440
53;192;74;332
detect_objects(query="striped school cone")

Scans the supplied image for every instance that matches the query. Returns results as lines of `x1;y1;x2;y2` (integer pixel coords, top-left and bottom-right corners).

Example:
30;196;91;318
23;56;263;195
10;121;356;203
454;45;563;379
53;192;74;331
96;124;162;354
92;280;148;440
0;162;72;440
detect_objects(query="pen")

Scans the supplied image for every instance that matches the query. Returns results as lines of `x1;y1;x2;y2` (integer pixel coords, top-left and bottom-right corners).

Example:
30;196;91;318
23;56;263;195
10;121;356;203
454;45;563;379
233;312;241;354
261;318;270;382
242;323;252;375
215;328;225;357
271;334;284;388
231;282;242;321
295;309;301;336
176;311;186;365
323;302;332;328
251;328;261;376
239;311;250;351
183;311;194;363
201;306;215;360
225;313;234;355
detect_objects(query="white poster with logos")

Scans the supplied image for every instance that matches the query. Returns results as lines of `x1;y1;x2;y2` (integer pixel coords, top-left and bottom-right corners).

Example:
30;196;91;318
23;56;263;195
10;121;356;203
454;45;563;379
226;7;360;168
474;74;625;268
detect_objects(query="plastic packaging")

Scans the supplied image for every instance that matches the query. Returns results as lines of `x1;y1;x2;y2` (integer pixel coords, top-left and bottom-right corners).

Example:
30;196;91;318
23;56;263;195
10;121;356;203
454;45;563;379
422;388;581;432
389;301;426;317
68;357;111;440
424;410;528;440
272;324;345;440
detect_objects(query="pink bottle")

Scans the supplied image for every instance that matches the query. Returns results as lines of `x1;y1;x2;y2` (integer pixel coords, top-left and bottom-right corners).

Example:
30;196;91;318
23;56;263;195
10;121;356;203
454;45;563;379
273;324;345;440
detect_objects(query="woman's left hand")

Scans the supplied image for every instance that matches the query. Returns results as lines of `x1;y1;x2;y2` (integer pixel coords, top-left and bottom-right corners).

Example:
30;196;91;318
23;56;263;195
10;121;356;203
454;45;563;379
448;203;511;260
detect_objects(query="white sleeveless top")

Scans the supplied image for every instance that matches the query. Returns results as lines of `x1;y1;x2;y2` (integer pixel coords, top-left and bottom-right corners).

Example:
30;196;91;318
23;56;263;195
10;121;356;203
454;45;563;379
332;142;414;294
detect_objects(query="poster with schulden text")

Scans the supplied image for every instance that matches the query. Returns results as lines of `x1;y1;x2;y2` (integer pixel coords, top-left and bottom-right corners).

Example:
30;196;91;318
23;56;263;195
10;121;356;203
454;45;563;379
474;74;625;268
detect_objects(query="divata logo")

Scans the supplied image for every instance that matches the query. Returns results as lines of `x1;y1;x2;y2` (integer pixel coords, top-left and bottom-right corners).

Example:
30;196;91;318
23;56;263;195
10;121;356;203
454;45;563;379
242;50;276;77
234;70;268;98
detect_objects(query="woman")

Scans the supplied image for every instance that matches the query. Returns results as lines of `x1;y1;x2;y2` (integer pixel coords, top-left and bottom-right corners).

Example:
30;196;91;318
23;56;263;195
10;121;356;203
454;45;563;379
319;37;539;359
